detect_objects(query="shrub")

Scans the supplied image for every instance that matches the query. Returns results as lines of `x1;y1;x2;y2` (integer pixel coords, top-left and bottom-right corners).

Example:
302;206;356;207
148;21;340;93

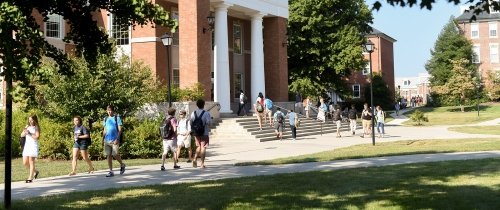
410;110;429;126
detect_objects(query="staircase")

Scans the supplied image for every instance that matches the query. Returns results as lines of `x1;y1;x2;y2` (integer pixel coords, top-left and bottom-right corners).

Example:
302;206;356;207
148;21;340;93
211;110;352;142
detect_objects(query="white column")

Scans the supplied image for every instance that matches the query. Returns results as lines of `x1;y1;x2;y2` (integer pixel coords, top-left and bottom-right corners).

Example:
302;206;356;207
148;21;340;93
251;13;266;106
213;3;232;113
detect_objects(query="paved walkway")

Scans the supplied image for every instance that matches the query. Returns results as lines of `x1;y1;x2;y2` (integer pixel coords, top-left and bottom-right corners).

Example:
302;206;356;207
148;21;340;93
2;111;500;200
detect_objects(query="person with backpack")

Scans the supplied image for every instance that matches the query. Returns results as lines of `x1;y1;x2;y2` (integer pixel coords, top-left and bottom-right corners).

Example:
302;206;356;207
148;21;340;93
190;99;212;168
254;92;265;131
102;105;126;177
237;90;247;116
175;110;193;164
69;116;95;176
332;104;342;138
348;104;358;136
160;107;180;171
375;105;386;138
264;96;273;127
287;109;297;141
273;107;286;140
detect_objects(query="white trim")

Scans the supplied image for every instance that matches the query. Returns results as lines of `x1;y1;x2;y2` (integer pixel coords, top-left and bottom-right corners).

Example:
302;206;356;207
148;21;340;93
473;44;481;63
489;22;498;38
214;0;288;18
44;14;64;39
130;37;159;43
490;43;499;63
471;23;479;39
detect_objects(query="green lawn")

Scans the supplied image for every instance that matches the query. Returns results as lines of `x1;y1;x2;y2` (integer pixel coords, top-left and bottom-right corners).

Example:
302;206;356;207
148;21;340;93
9;158;500;209
448;125;500;135
237;138;500;166
0;158;163;183
402;104;500;126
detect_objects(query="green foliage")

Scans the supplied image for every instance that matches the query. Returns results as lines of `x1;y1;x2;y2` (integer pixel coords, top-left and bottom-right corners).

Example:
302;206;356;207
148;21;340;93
410;110;429;126
288;78;324;99
486;71;500;101
433;59;477;111
33;54;160;121
363;74;394;110
288;0;372;98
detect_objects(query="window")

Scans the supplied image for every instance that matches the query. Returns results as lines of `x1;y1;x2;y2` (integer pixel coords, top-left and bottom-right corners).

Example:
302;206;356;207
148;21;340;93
45;14;64;39
233;23;242;54
471;23;479;39
490;44;499;63
234;73;243;98
473;45;481;63
362;61;370;75
171;10;179;46
490;22;498;37
110;14;130;45
172;68;179;88
352;84;360;98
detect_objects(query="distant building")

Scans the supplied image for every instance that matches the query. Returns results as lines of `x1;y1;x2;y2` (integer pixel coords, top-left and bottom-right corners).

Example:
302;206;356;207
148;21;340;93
395;73;431;104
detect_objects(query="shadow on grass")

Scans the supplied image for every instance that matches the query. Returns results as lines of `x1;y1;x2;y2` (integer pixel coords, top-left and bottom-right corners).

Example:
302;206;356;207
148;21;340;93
10;158;500;209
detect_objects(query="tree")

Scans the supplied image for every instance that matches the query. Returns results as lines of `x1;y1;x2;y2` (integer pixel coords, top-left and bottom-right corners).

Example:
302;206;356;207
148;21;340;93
287;0;373;98
433;59;477;112
410;109;428;126
0;1;176;207
485;70;500;101
363;74;394;110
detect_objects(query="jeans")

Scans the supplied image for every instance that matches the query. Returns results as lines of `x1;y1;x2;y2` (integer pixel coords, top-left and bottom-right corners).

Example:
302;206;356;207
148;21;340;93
237;103;246;116
290;125;296;139
376;122;385;134
349;119;356;133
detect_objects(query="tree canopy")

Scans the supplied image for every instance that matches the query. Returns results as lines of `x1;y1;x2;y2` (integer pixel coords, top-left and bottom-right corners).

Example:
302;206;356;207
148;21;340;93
372;0;497;14
288;0;373;96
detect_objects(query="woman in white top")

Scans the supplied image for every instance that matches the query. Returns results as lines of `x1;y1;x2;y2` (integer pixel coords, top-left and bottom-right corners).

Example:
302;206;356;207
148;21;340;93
375;106;385;138
21;114;41;183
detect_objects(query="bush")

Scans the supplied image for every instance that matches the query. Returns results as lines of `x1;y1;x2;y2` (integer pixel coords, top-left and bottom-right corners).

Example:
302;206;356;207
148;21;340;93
410;110;429;126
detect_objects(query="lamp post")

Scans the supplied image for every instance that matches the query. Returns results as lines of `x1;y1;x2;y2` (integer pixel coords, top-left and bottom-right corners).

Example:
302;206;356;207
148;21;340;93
160;33;173;107
365;40;375;146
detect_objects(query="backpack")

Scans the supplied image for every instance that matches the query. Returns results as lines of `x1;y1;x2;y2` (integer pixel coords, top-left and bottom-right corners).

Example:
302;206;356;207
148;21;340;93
191;110;206;136
159;116;174;139
294;116;301;128
348;109;357;119
277;112;284;123
243;95;248;103
256;103;264;113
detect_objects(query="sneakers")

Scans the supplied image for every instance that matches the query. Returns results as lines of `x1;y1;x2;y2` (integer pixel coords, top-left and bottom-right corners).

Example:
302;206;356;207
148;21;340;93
187;160;192;163
106;171;114;177
161;165;166;171
352;131;355;135
173;165;181;169
120;164;126;175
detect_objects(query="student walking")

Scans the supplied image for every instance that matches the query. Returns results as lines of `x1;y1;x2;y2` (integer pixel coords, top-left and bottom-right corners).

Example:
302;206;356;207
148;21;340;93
273;107;286;140
102;105;126;177
160;107;180;170
304;96;311;119
348;104;358;135
317;98;327;123
287;109;297;140
69;116;95;176
190;99;212;169
332;104;342;138
295;91;303;114
376;106;386;138
254;92;265;131
395;102;400;116
21;114;40;183
237;90;247;116
176;110;193;163
361;103;372;138
264;96;274;127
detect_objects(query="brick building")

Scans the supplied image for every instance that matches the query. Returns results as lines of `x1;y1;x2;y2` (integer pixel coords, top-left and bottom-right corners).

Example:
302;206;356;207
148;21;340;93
342;28;396;103
0;0;289;113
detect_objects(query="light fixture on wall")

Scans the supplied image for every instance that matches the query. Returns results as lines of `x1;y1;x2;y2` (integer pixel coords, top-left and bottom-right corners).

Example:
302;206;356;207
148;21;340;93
203;12;215;34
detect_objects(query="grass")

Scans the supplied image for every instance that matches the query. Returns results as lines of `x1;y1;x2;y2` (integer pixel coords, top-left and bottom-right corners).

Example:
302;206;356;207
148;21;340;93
0;158;162;183
236;138;500;166
402;104;500;126
448;125;500;135
8;158;500;209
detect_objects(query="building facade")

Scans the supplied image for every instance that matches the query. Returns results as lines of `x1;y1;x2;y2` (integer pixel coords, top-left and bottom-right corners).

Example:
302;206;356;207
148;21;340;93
395;73;431;105
345;28;396;103
0;0;289;112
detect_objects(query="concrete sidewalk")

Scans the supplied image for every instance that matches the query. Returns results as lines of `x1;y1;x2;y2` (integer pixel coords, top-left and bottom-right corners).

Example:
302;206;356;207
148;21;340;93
3;151;500;200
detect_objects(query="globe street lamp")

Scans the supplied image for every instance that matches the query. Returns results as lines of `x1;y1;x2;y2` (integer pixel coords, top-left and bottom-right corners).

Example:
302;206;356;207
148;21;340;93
364;40;375;146
160;33;173;107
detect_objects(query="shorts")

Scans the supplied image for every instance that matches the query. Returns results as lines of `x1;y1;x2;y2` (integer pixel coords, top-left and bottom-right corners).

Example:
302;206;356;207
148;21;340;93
265;108;272;114
73;140;90;150
194;135;209;148
335;120;341;129
104;141;120;156
362;119;372;128
274;123;284;132
163;139;177;155
177;134;191;148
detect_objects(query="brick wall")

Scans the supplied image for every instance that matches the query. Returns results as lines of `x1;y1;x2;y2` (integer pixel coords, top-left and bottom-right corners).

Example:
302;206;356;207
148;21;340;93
263;17;288;102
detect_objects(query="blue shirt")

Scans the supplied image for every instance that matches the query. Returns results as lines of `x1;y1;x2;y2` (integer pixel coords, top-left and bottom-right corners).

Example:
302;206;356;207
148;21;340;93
103;115;122;142
264;99;273;109
288;112;296;126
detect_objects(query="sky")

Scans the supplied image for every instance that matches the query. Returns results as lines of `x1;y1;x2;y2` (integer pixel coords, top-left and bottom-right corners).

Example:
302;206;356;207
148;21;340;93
366;0;463;78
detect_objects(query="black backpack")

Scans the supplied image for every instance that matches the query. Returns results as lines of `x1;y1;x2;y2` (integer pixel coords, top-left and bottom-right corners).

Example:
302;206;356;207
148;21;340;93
160;116;174;139
191;110;206;136
277;112;284;123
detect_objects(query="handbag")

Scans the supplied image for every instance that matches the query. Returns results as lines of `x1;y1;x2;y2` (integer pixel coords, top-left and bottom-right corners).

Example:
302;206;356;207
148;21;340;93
20;136;26;149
